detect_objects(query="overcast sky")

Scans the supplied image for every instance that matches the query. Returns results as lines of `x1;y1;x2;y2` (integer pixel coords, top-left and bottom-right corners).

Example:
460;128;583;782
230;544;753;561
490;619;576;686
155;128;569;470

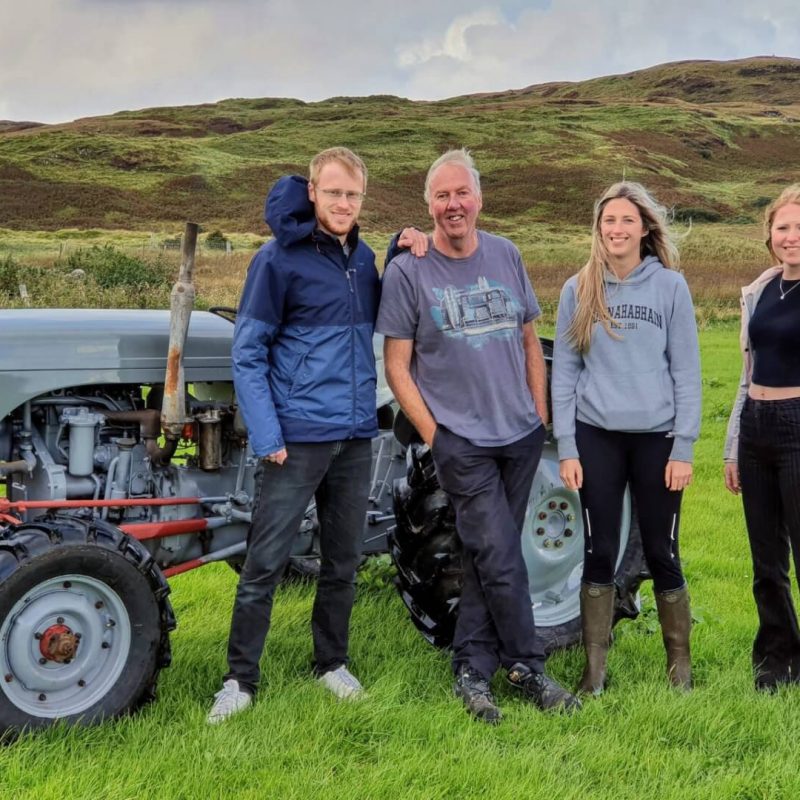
1;0;799;124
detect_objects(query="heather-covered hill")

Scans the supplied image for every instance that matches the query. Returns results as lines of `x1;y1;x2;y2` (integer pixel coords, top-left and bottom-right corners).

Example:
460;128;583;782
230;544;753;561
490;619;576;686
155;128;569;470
1;56;799;235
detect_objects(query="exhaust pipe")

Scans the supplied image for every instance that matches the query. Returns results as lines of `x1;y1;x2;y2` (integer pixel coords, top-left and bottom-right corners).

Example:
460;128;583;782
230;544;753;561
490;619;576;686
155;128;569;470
159;221;198;465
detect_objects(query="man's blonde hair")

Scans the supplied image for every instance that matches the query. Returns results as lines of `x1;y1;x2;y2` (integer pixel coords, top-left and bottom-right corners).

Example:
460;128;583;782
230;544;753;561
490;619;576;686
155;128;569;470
309;147;367;190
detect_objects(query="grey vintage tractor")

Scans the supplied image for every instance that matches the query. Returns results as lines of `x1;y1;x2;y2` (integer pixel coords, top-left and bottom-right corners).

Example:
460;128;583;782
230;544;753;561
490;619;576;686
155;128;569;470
0;227;645;735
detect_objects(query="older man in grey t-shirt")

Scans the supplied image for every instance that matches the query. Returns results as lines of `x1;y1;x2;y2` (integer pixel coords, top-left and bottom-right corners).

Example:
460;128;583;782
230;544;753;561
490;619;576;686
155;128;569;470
378;149;581;723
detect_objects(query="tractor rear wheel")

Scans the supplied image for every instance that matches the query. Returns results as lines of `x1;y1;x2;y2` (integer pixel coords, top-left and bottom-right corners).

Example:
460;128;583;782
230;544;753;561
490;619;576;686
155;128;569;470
390;441;646;653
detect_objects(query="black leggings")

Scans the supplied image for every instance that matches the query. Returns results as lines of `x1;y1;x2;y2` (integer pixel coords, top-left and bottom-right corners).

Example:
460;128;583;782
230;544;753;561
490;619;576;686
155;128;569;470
576;421;685;592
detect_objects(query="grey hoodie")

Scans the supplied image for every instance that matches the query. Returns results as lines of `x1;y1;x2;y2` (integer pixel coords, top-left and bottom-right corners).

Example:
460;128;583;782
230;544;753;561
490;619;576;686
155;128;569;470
552;255;701;462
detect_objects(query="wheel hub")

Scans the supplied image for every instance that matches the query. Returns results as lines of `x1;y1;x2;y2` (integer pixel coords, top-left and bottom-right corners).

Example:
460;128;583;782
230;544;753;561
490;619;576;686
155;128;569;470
38;624;79;663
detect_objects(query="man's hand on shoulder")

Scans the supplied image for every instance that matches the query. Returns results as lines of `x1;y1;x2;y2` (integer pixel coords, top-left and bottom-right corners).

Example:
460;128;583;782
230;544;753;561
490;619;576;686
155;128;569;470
262;448;288;465
397;228;429;258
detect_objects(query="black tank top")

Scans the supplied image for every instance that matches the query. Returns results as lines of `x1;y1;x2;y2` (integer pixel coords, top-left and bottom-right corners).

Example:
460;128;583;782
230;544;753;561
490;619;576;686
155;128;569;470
749;275;800;387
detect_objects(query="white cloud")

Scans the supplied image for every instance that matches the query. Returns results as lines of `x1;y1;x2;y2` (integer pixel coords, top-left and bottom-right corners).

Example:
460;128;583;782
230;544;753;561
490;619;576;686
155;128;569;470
397;9;507;67
395;0;800;99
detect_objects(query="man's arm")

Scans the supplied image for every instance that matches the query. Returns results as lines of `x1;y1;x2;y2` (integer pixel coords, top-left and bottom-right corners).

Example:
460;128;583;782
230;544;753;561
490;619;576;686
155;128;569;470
383;337;437;447
523;322;548;427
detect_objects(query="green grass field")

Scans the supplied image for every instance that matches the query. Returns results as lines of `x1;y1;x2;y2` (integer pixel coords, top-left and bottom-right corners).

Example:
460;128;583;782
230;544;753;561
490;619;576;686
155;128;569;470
3;325;799;800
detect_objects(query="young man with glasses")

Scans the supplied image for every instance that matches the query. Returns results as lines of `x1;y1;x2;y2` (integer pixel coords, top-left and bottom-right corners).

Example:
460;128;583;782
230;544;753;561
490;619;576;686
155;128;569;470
378;149;581;723
208;147;380;723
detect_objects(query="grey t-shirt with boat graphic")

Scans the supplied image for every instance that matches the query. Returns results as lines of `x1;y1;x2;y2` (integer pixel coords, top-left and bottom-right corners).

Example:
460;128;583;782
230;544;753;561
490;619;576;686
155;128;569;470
377;230;542;447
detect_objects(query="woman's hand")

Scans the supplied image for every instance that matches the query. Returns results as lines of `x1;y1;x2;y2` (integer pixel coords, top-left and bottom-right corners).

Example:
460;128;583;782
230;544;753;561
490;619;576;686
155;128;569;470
724;462;741;495
559;458;583;491
665;460;692;491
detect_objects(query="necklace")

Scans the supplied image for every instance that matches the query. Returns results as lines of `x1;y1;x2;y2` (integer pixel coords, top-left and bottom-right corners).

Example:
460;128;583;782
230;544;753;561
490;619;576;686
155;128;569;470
779;276;800;300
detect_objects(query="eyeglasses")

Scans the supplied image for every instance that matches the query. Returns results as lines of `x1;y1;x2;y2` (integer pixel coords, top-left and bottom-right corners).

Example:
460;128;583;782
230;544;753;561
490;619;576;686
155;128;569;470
317;188;366;204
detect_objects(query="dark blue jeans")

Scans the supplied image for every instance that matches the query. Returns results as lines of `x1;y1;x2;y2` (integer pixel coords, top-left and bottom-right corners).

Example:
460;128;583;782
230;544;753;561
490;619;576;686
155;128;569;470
224;439;372;694
431;425;546;679
739;396;800;686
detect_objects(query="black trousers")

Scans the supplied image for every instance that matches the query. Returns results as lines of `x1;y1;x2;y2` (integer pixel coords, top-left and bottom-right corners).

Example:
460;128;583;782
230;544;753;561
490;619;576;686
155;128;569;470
576;421;685;592
224;439;372;694
431;425;546;679
739;396;800;684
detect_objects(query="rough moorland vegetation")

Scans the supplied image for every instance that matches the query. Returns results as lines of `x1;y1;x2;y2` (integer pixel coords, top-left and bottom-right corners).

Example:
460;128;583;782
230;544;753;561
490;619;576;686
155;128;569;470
1;56;799;235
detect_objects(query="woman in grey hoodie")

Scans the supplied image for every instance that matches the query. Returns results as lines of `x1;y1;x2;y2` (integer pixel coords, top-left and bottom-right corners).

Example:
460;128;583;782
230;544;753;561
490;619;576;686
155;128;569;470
724;184;800;691
552;182;701;694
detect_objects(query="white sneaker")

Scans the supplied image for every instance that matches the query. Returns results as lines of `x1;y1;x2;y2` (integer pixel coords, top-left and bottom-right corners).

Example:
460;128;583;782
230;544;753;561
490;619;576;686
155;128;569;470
318;666;365;700
207;679;252;724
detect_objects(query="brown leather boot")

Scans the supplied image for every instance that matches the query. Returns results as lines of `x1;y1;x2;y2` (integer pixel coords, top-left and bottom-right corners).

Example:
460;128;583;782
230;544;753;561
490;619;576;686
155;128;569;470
655;585;692;690
577;582;615;696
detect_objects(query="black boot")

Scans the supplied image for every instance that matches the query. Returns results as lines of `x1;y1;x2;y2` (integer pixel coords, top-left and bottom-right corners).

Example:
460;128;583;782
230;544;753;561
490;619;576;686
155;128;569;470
655;585;692;690
507;663;582;713
577;582;615;696
454;664;502;724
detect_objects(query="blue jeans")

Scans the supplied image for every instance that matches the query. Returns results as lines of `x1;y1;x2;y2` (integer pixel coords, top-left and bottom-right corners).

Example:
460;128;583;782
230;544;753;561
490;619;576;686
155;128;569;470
739;396;800;686
431;425;546;679
224;439;372;694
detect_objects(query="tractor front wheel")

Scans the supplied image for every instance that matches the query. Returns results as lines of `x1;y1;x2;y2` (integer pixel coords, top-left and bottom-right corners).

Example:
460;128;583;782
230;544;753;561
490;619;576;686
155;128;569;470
0;515;175;736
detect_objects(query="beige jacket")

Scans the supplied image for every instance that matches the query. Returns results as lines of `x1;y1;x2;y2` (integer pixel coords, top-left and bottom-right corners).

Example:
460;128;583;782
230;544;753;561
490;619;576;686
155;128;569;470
723;265;783;462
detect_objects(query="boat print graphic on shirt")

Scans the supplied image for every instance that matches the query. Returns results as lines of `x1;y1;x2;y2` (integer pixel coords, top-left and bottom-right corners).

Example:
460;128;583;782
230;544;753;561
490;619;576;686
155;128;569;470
430;277;519;347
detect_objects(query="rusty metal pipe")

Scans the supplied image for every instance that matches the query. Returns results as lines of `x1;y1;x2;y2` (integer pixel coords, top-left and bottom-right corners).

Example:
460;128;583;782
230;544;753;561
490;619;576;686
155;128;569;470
162;222;198;442
103;409;178;467
0;459;32;477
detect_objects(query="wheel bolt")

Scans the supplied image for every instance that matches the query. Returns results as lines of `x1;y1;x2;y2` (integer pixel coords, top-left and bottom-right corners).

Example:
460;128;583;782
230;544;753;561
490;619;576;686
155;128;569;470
565;529;573;537
4;674;12;683
566;514;575;522
559;502;568;510
56;617;64;624
538;512;547;520
63;581;72;589
38;693;46;701
543;540;552;549
536;528;545;536
555;540;564;549
107;619;116;628
548;501;557;510
78;679;86;687
101;642;110;649
75;633;82;640
38;657;47;665
34;632;43;640
95;601;104;609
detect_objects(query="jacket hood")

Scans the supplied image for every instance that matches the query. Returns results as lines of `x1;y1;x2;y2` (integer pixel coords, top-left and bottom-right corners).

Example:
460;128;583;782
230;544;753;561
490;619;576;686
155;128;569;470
605;254;663;285
265;175;316;246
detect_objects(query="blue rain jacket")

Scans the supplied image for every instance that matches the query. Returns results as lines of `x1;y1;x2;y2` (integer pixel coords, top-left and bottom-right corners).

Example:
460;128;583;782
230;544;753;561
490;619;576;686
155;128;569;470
232;175;380;455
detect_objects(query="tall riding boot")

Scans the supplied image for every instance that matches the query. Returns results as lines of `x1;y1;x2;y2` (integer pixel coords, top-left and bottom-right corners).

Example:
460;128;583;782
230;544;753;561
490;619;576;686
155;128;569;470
655;585;692;690
577;582;615;696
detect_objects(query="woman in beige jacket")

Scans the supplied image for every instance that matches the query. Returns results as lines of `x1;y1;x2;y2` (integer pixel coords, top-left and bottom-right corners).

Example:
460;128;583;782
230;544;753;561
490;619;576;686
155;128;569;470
724;184;800;691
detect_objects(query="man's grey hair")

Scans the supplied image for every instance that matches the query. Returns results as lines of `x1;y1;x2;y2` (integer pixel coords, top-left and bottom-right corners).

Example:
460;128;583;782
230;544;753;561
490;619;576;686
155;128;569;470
423;148;481;203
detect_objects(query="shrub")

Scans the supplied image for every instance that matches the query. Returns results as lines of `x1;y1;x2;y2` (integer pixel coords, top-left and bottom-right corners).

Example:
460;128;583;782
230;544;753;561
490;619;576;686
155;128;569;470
673;207;722;223
0;254;23;295
66;245;173;289
205;230;230;250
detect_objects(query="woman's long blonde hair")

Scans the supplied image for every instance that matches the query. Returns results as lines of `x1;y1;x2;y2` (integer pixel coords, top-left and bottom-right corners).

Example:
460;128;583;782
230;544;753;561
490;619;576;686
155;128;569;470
764;184;800;264
566;182;679;353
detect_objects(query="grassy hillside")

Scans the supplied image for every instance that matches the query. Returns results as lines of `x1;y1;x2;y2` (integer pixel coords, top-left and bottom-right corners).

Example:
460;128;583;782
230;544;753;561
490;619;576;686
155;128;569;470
1;56;799;238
